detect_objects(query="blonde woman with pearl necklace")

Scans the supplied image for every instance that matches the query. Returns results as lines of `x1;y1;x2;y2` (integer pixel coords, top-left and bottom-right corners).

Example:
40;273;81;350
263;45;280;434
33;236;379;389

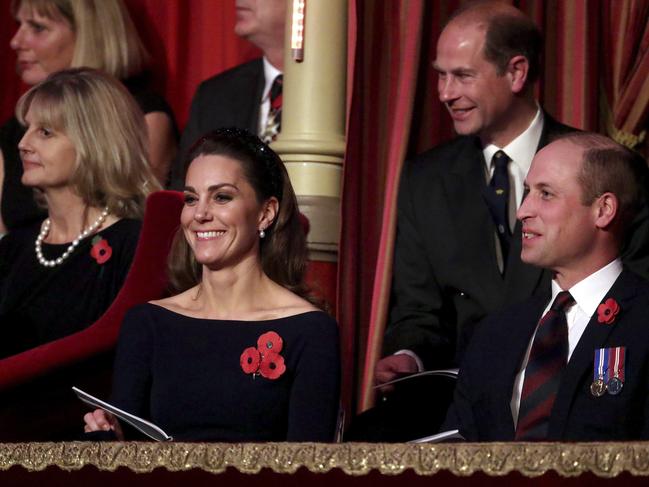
0;68;160;359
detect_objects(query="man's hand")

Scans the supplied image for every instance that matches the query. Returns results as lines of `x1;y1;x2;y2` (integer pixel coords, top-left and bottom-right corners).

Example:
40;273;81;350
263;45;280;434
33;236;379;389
374;354;419;393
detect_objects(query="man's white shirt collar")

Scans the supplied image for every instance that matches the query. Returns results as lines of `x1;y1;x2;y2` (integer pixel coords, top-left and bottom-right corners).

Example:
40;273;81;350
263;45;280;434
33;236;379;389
550;258;623;320
262;57;282;101
482;107;543;177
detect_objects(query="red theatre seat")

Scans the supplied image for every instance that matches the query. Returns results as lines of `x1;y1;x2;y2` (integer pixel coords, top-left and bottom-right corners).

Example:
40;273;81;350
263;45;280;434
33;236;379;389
0;191;184;441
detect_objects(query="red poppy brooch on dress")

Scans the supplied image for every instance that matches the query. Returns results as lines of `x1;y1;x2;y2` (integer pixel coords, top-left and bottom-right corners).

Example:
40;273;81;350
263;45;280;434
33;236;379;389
240;331;286;380
90;236;113;265
597;298;620;325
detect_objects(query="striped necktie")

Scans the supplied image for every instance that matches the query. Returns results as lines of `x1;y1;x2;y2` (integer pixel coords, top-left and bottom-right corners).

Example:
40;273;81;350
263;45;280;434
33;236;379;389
261;74;283;143
516;291;575;440
482;150;511;272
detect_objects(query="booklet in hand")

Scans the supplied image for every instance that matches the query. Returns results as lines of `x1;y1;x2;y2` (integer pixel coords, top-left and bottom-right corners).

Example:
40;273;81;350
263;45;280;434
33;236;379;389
73;386;172;442
372;368;459;389
409;429;465;443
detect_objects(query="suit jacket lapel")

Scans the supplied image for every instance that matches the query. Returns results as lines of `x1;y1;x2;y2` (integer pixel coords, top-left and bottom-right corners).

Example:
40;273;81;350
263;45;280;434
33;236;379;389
537;112;576;151
503;220;548;305
444;137;505;303
548;271;638;439
240;59;265;134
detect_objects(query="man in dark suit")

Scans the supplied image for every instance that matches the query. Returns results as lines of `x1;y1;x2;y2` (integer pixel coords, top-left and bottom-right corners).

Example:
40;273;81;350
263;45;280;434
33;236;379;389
443;132;649;441
170;0;286;187
375;2;577;386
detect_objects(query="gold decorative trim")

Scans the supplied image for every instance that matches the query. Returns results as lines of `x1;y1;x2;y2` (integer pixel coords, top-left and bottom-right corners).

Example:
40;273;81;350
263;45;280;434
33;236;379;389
601;92;647;149
2;442;649;477
608;123;646;149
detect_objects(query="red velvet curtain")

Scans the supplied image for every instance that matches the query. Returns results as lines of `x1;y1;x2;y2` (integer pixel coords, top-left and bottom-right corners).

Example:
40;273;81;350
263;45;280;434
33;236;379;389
601;0;649;148
339;0;431;421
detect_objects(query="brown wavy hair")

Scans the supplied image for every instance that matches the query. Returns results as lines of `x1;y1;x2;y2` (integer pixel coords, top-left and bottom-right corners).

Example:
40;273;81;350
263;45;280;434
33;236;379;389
168;129;311;302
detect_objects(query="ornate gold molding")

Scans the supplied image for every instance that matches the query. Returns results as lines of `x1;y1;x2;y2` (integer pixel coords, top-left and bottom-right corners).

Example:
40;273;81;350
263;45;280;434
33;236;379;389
2;442;649;477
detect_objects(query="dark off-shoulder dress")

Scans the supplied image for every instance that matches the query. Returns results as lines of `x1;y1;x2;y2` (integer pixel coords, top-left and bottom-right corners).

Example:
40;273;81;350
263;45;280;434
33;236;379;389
109;304;341;442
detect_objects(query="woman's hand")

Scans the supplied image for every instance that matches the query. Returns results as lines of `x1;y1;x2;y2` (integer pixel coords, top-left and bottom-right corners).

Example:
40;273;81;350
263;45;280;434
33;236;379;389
83;409;124;440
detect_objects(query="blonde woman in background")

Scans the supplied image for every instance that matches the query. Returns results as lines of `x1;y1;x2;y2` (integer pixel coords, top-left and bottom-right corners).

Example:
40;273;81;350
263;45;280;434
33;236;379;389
0;0;177;235
0;68;160;359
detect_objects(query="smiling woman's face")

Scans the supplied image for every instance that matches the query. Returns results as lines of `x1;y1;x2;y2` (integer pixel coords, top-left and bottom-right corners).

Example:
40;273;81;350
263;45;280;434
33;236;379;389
10;3;75;86
181;154;274;271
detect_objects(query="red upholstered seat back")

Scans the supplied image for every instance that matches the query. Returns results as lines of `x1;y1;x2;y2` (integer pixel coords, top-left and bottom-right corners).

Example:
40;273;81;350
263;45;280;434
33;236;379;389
0;191;184;390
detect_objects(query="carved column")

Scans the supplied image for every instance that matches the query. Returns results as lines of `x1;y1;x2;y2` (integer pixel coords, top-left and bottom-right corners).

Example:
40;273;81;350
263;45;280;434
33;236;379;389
273;0;347;272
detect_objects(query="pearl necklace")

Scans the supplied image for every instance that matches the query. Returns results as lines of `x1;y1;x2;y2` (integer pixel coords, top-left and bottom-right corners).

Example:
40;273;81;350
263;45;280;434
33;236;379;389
35;207;110;267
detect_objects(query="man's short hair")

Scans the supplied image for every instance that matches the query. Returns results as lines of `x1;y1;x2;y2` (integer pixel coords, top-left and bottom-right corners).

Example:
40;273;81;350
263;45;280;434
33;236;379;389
447;2;543;84
484;14;543;83
561;132;649;235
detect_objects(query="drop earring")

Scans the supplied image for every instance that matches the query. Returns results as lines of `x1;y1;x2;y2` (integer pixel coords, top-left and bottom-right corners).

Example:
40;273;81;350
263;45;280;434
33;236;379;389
259;229;266;239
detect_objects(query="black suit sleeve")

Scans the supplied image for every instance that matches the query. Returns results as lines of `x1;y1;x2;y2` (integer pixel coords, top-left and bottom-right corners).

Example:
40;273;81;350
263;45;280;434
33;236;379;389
439;368;478;441
382;162;455;370
620;189;649;280
170;59;264;189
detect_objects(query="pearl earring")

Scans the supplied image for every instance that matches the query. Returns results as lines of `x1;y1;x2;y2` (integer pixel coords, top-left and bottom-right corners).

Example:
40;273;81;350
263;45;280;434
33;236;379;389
259;229;266;239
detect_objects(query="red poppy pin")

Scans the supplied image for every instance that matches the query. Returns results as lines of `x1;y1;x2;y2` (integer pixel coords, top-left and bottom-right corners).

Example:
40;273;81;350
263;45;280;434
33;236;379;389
597;298;620;325
240;347;261;374
90;236;112;264
257;331;283;354
240;331;286;380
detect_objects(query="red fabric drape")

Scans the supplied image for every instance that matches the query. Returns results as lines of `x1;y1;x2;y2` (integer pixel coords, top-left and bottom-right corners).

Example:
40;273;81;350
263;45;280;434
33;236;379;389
601;0;649;147
338;0;432;417
340;0;429;415
0;0;24;123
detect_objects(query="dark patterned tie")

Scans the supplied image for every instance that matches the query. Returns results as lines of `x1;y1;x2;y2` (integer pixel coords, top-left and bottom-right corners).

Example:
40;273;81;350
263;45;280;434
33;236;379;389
482;150;511;271
261;75;283;143
516;291;575;440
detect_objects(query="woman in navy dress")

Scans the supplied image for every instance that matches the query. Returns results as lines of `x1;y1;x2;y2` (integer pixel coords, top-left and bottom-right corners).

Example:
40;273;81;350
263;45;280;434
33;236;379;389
84;129;341;442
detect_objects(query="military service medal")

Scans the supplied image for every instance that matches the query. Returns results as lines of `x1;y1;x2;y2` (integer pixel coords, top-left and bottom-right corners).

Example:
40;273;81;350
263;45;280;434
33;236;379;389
591;348;608;397
590;378;607;397
606;347;625;396
591;347;626;397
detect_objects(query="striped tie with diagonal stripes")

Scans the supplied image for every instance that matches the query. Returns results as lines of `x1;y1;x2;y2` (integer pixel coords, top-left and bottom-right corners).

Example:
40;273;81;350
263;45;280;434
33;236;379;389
515;291;575;440
261;74;283;144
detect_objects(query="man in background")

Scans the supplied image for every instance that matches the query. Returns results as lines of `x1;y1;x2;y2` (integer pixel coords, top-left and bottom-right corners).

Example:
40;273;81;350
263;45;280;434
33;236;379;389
376;1;575;387
171;0;286;187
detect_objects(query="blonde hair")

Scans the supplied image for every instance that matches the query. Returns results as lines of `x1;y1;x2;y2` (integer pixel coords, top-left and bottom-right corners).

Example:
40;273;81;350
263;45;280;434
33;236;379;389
16;68;161;218
12;0;149;79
